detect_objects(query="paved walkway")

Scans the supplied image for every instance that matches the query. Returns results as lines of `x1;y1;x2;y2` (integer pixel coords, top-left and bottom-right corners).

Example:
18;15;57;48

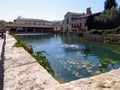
4;33;59;90
2;33;120;90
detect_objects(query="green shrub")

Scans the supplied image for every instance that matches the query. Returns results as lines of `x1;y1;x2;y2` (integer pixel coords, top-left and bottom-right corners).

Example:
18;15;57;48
115;26;120;34
33;51;54;76
103;29;111;35
89;29;112;35
14;39;34;54
88;29;97;34
98;30;104;34
10;33;54;76
88;29;104;34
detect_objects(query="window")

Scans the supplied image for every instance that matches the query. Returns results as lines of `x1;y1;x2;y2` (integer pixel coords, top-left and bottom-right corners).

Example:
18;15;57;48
67;19;69;24
80;23;81;27
67;27;68;31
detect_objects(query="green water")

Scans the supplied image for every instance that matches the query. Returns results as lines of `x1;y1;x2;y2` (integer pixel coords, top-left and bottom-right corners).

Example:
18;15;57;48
18;34;120;83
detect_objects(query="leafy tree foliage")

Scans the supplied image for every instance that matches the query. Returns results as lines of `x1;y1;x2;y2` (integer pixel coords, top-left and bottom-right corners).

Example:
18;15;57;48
0;20;7;27
0;20;7;31
0;20;6;25
95;7;120;29
105;0;117;10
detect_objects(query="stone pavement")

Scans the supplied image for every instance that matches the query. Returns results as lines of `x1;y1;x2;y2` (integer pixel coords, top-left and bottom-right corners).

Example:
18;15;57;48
49;69;120;90
4;33;59;90
2;33;120;90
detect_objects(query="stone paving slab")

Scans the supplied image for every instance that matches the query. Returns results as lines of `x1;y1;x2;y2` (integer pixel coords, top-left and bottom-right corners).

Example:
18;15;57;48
4;47;38;70
4;33;59;90
50;69;120;90
4;61;58;90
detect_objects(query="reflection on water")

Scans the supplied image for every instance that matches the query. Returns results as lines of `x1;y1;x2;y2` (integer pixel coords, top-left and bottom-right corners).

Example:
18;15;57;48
18;34;120;83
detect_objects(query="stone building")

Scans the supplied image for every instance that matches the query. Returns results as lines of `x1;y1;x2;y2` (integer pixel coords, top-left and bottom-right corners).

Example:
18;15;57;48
62;12;83;34
62;7;100;34
7;18;61;33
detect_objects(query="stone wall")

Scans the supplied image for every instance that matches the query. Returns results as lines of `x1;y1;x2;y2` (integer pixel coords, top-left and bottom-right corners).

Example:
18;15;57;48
3;33;120;90
50;69;120;90
83;34;104;42
4;33;59;90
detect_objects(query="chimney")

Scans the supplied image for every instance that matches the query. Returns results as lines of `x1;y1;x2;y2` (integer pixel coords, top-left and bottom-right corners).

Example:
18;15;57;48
86;7;92;15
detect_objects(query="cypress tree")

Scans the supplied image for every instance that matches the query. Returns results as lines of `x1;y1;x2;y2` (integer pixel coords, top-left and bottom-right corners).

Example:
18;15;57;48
105;0;117;10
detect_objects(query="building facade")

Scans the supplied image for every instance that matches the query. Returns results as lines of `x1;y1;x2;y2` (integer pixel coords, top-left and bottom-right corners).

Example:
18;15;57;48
7;18;61;33
62;12;83;33
62;7;100;34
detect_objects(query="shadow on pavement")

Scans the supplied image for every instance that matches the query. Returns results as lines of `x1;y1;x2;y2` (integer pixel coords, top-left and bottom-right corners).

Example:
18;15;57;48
0;34;6;90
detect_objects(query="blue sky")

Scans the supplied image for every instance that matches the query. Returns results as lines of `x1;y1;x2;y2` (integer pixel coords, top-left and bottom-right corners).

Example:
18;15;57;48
0;0;120;21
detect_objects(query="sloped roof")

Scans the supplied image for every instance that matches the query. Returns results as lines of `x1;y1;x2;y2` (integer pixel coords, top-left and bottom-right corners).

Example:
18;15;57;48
65;12;83;17
68;12;83;15
6;24;55;28
14;18;52;22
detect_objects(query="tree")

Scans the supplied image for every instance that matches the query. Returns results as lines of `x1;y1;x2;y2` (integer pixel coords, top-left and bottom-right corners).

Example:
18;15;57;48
95;7;120;29
0;20;7;31
0;20;6;26
105;0;118;10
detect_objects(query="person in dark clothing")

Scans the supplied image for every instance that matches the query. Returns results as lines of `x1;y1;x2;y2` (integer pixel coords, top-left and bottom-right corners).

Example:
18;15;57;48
1;31;4;39
0;30;4;39
0;31;1;38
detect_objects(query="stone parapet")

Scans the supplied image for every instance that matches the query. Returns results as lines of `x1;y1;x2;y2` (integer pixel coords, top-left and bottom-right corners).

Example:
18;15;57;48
4;33;59;90
3;33;120;90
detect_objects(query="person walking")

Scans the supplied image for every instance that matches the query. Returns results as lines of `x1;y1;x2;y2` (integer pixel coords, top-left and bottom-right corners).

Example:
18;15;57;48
0;31;2;39
0;30;5;39
1;31;3;39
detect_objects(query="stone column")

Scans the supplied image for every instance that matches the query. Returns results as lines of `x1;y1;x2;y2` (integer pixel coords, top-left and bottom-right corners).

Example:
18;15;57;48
25;28;27;32
33;28;36;32
16;27;18;33
49;28;50;33
41;28;43;33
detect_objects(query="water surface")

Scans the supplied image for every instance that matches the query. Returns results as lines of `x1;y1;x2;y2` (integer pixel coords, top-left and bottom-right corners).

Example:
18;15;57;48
18;34;120;83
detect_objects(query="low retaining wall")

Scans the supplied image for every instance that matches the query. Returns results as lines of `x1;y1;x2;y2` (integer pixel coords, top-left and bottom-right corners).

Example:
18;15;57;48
51;69;120;90
4;33;59;90
83;34;120;44
3;33;120;90
83;34;104;42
